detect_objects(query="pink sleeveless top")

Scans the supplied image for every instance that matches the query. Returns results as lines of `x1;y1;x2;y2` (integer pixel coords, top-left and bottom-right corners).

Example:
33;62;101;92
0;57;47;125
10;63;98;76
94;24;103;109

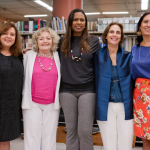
31;55;58;104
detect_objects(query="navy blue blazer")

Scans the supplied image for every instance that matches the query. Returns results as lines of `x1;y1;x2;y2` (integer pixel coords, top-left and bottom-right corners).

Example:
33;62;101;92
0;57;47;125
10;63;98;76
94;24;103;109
94;45;133;121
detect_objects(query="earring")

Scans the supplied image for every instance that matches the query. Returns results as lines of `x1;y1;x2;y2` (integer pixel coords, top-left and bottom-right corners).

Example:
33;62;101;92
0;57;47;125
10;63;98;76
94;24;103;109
137;29;142;36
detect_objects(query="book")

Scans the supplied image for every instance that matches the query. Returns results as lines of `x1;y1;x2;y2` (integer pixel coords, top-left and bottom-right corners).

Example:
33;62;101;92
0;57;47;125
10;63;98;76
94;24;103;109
34;21;38;31
24;21;29;32
21;21;24;32
58;18;62;31
52;17;57;31
28;35;32;49
56;17;60;31
62;16;66;31
29;21;34;33
37;19;41;29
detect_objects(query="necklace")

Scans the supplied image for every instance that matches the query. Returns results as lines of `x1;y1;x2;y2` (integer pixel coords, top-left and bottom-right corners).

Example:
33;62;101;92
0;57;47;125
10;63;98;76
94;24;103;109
71;48;83;61
139;46;150;63
38;52;51;57
38;53;53;71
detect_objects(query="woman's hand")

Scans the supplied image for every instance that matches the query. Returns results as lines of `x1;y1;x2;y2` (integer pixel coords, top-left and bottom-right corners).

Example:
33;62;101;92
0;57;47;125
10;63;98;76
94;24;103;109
22;49;31;55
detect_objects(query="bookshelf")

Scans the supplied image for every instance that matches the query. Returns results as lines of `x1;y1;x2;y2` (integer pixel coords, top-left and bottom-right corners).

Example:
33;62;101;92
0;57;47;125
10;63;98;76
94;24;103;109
16;16;138;51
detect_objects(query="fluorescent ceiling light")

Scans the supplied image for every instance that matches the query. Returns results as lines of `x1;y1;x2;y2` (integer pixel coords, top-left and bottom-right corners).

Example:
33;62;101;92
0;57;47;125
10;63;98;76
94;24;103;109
141;0;149;10
85;12;100;15
102;12;129;14
34;0;53;11
24;14;48;17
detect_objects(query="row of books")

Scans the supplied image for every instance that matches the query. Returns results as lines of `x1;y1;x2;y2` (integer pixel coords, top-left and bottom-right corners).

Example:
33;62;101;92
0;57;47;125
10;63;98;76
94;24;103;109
2;19;51;33
97;17;140;31
15;19;51;33
2;17;140;33
21;35;32;49
76;16;140;32
51;16;67;32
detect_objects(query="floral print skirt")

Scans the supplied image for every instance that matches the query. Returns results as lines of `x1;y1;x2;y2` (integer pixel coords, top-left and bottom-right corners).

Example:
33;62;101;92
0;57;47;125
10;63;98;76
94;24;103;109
133;78;150;140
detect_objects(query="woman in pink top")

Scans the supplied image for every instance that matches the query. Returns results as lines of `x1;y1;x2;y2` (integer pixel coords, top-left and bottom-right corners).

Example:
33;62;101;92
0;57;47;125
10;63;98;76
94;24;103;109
22;27;61;150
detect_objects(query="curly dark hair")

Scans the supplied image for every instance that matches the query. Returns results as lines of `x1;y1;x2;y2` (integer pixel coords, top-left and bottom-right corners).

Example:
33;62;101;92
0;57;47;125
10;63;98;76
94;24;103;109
0;22;22;57
136;11;150;44
61;8;91;57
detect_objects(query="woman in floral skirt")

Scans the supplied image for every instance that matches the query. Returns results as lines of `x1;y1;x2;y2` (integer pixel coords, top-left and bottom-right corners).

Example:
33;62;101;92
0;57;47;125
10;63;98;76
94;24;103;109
132;11;150;150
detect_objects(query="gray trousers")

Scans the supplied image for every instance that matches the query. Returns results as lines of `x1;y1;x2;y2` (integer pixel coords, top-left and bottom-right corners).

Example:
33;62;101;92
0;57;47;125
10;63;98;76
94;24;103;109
59;92;96;150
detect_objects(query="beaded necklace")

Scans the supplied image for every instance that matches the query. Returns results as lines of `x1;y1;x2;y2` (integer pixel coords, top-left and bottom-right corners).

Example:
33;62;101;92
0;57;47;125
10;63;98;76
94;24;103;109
38;52;53;71
71;48;83;61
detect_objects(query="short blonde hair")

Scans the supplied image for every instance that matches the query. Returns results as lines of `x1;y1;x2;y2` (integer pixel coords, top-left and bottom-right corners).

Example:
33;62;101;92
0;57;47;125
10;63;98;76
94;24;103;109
32;27;60;52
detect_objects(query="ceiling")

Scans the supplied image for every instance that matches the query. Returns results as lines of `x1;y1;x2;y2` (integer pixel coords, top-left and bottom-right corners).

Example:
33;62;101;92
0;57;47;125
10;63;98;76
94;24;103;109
0;0;149;22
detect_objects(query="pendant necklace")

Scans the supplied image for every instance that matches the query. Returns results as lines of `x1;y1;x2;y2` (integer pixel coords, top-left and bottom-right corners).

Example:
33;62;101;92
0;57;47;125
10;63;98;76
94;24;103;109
139;46;150;63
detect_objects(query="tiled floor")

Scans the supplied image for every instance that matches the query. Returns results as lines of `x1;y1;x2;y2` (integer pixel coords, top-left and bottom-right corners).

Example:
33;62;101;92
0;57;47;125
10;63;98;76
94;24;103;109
10;135;143;150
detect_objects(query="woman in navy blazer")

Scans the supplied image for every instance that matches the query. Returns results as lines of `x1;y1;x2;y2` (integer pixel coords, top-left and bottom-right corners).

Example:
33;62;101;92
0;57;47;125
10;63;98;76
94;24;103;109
94;22;134;150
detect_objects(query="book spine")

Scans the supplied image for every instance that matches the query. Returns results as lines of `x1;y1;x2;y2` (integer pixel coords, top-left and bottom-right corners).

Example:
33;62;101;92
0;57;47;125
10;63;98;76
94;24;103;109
29;21;33;33
37;19;40;29
21;21;24;32
58;18;62;31
24;21;29;32
34;21;38;31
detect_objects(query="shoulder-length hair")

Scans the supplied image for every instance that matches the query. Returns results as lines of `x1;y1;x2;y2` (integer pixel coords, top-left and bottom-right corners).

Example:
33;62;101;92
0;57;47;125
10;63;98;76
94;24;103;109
0;23;22;57
32;27;60;52
61;8;91;57
102;22;124;45
136;11;150;44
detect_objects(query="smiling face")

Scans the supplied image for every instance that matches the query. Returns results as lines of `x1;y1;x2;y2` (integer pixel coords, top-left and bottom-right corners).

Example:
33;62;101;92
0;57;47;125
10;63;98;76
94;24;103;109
37;31;53;52
140;14;150;36
0;27;16;50
106;25;121;46
72;12;86;36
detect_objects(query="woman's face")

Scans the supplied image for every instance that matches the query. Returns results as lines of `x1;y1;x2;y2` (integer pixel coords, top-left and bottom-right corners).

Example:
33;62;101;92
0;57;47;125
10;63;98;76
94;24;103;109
37;31;52;52
106;25;121;46
72;12;86;36
0;27;16;49
140;14;150;37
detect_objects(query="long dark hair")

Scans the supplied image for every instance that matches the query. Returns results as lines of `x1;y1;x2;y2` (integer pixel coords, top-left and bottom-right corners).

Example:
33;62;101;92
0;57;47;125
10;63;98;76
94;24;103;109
137;11;150;44
61;8;91;57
